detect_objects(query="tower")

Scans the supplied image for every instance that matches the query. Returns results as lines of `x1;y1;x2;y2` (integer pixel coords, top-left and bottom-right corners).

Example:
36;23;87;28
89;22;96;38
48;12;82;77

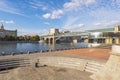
0;23;4;30
114;24;120;32
49;28;59;35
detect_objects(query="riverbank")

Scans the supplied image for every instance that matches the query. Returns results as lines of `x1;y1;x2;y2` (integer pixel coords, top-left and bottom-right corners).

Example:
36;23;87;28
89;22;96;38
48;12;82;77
0;48;110;62
0;41;39;43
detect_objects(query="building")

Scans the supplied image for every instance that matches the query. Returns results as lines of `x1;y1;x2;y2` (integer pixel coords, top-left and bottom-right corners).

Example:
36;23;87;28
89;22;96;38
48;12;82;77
61;30;70;33
49;28;59;35
0;24;17;38
86;24;120;44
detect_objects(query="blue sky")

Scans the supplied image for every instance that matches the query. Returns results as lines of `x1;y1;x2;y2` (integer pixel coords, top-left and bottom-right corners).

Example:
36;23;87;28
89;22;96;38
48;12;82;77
0;0;120;35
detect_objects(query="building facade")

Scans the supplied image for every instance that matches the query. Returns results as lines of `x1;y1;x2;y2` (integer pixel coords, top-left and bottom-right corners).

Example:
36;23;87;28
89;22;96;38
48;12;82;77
87;24;120;44
0;24;17;38
49;28;59;35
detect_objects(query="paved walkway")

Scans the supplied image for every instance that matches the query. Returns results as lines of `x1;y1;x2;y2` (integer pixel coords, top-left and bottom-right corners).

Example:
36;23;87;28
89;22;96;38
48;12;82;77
0;66;92;80
55;48;110;61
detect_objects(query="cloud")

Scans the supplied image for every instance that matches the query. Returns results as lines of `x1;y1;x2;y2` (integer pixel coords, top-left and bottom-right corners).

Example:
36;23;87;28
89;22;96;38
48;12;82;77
93;20;120;27
0;20;15;24
43;13;51;19
43;0;96;19
5;20;14;24
50;10;63;19
0;20;4;23
44;22;50;25
111;0;120;8
43;9;63;19
63;16;80;27
89;7;120;20
63;23;85;31
0;1;25;16
18;29;49;36
63;0;96;11
29;1;48;10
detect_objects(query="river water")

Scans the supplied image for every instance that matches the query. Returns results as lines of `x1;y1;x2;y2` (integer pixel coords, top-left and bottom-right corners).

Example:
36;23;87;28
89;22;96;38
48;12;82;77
0;42;88;55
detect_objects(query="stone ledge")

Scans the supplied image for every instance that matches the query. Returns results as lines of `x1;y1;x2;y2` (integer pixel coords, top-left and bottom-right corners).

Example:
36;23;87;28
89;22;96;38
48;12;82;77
110;45;120;56
91;45;120;80
37;56;105;72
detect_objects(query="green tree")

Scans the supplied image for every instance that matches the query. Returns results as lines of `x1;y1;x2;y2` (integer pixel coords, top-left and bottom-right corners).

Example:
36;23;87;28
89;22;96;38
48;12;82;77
4;35;16;41
30;35;40;41
18;36;25;41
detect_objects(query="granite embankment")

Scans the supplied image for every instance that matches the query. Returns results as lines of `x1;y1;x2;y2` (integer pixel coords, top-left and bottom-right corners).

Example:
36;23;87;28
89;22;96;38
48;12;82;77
0;48;110;61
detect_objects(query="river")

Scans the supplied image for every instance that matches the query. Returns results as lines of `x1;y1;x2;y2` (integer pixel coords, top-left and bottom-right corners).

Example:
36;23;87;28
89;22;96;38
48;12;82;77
0;42;88;55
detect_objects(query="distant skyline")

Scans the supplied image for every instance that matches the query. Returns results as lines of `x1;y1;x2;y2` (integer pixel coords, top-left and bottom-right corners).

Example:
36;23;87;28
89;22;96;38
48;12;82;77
0;0;120;35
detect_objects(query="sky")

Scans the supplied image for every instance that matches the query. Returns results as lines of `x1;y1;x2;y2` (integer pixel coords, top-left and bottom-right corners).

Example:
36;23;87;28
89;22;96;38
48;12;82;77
0;0;120;36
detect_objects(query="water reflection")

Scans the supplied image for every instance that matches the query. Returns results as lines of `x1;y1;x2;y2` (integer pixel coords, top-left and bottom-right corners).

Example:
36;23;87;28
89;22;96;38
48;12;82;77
0;43;17;55
0;42;88;55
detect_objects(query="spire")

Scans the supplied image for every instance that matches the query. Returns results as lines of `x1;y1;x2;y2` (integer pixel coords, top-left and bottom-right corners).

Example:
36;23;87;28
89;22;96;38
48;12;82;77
0;23;4;30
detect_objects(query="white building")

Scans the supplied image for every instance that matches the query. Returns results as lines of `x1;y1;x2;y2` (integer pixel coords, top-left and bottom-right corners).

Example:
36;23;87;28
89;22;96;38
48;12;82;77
0;24;17;38
49;28;59;35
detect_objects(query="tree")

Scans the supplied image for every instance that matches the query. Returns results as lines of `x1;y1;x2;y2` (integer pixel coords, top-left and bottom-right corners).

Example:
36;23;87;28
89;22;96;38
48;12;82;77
18;36;25;41
3;35;16;41
30;35;40;41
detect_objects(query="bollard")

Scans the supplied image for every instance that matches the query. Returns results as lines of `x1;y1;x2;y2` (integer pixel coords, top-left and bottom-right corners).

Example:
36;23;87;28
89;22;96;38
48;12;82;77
27;51;30;54
1;52;5;56
11;52;15;56
40;50;43;53
49;49;52;52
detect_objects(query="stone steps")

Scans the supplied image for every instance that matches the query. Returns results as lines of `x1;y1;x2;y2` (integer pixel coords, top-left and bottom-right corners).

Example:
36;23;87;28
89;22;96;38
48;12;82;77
38;57;87;71
84;61;105;73
0;56;105;74
0;58;30;70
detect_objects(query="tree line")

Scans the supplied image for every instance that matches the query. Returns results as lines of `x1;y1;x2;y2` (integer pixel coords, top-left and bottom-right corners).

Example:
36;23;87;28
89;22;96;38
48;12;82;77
0;35;40;41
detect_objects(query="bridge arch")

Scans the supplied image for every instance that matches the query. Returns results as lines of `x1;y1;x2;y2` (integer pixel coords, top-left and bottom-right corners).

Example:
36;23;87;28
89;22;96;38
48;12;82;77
50;38;53;44
46;38;49;43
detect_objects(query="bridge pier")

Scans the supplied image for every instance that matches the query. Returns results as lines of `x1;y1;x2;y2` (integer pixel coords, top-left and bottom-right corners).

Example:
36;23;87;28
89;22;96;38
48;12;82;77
73;39;78;43
44;37;56;44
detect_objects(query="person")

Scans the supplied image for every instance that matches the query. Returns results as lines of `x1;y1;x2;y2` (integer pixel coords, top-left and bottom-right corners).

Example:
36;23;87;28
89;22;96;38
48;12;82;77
35;59;39;68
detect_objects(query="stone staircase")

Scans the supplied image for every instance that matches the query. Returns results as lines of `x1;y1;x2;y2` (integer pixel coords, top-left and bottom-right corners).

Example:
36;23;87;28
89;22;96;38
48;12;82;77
84;61;105;73
0;58;31;71
0;56;106;74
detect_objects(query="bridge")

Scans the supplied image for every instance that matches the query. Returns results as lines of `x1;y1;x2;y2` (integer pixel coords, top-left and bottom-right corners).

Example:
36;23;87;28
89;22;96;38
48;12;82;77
40;32;88;44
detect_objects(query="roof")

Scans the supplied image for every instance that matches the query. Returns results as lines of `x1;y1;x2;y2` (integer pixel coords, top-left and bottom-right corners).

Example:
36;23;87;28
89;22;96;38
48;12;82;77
86;28;114;32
